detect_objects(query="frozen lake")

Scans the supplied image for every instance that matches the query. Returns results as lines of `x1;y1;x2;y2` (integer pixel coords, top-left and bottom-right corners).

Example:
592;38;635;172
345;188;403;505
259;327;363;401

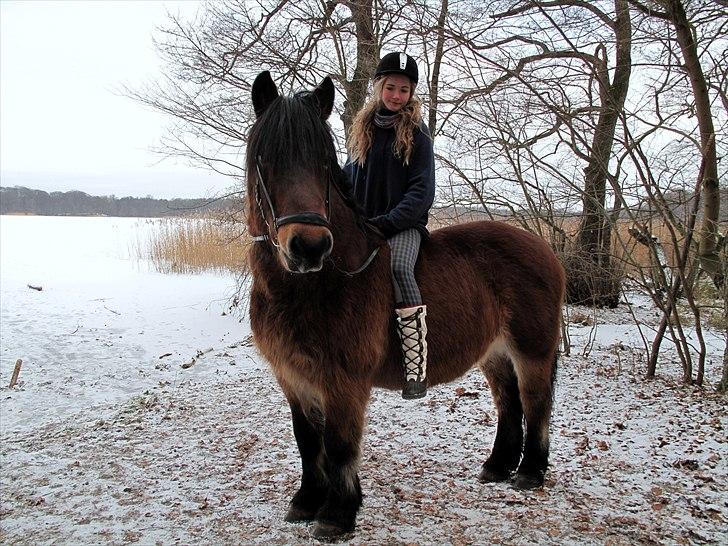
0;215;252;434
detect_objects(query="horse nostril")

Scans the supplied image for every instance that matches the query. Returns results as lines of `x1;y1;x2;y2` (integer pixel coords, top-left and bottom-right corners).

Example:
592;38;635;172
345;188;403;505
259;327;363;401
289;234;304;257
288;233;332;263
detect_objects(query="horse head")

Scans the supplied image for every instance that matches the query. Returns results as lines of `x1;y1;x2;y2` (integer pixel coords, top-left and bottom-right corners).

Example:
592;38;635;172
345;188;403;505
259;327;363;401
248;71;337;273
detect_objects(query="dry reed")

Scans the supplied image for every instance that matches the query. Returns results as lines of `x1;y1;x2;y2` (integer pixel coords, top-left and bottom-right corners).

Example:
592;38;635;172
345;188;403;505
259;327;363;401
135;217;250;274
137;213;720;287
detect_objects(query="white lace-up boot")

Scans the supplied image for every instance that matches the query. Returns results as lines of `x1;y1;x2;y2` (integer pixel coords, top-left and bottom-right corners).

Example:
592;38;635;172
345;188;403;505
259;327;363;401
395;305;428;399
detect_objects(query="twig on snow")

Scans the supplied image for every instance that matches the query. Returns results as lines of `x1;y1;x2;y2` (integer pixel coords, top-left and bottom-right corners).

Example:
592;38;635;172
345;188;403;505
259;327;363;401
8;359;22;388
181;347;214;369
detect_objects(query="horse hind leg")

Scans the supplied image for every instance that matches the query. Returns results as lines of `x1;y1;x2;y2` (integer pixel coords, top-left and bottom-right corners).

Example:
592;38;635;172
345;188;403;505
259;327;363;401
285;399;328;522
479;354;524;483
511;350;557;490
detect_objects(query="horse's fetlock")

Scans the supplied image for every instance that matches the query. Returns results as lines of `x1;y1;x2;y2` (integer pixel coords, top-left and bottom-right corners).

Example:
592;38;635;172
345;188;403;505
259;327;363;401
314;493;361;539
312;521;356;541
286;482;328;523
480;453;520;483
512;468;546;490
478;465;512;483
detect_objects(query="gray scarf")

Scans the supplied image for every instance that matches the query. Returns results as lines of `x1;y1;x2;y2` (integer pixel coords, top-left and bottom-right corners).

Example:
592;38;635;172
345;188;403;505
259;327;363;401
374;110;399;129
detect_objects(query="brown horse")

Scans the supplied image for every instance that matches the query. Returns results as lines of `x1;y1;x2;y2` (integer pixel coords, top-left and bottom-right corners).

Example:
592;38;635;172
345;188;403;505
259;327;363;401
246;71;565;540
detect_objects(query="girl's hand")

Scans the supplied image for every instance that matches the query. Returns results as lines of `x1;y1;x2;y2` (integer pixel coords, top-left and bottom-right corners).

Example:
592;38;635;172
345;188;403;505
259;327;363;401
364;219;387;240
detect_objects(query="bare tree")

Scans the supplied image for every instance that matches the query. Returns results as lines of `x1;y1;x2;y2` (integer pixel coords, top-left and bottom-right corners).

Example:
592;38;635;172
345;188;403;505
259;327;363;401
427;1;633;305
575;0;632;275
135;0;726;386
128;0;387;176
630;0;723;286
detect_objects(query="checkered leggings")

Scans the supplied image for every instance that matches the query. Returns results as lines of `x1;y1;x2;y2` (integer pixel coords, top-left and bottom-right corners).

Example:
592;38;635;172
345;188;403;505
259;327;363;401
388;228;423;307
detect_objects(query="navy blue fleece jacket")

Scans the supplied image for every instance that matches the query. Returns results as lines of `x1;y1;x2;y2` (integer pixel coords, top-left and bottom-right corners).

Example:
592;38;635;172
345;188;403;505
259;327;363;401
344;120;435;239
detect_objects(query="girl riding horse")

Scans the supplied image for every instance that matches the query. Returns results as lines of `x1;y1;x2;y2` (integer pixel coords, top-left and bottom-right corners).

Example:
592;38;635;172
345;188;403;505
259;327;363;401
346;51;435;399
246;70;564;540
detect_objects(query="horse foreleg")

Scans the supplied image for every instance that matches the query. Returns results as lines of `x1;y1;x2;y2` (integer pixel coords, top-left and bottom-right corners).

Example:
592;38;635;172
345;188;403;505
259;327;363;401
512;353;555;490
312;390;367;539
479;356;524;483
285;400;328;522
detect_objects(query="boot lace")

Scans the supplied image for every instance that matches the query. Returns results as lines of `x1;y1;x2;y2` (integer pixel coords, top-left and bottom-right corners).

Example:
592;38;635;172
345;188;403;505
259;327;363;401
399;311;425;380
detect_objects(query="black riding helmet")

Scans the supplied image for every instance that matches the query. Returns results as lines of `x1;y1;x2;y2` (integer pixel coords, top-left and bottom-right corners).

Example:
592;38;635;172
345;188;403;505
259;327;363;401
374;52;418;86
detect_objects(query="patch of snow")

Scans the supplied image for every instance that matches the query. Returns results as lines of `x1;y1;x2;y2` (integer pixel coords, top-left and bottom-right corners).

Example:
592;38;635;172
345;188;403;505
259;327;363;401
0;216;250;434
0;216;725;545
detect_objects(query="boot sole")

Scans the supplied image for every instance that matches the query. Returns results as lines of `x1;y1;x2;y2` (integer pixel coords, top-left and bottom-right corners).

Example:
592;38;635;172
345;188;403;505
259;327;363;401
401;390;427;400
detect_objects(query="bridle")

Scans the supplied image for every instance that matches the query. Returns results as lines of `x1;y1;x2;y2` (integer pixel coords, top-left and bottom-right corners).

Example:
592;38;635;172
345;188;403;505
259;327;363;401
251;156;331;245
250;156;380;276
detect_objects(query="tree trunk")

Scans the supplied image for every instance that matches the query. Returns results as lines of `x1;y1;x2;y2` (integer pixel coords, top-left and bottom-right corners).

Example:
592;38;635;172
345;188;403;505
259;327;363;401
662;0;721;285
428;0;448;137
576;0;631;260
572;0;631;306
720;248;728;392
341;0;378;136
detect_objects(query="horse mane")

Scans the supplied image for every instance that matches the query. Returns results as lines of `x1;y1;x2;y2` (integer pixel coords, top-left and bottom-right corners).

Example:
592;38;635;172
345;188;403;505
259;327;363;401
246;89;368;225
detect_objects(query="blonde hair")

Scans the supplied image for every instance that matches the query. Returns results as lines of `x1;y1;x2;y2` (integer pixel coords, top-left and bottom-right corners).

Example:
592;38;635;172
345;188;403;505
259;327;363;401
347;77;423;166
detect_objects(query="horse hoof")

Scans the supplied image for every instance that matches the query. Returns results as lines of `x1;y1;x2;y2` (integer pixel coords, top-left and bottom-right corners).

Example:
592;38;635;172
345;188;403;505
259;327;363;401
285;504;316;523
512;471;545;490
478;466;511;483
312;522;353;542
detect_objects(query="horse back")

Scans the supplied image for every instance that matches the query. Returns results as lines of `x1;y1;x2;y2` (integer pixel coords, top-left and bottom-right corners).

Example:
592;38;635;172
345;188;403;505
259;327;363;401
374;220;565;389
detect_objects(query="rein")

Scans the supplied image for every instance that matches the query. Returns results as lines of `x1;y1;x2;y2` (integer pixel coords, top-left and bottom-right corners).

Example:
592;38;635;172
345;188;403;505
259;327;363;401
250;156;380;276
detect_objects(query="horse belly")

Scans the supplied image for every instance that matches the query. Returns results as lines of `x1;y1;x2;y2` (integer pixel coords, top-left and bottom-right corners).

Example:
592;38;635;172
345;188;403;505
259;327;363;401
422;263;502;384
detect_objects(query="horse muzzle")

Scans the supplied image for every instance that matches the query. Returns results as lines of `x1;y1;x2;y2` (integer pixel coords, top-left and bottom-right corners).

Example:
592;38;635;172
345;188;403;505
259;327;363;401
278;224;333;273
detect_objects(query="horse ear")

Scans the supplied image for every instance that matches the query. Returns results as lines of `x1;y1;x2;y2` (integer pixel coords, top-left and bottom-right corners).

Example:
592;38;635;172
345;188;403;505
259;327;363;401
312;76;335;120
252;71;279;118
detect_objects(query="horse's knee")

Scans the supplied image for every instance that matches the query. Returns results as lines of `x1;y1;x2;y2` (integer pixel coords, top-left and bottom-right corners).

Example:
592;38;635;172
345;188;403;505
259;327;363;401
512;358;554;426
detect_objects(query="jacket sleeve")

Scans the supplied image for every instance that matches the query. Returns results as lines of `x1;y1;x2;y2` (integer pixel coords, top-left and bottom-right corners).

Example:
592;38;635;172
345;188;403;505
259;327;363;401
370;124;435;237
343;157;353;181
341;157;356;194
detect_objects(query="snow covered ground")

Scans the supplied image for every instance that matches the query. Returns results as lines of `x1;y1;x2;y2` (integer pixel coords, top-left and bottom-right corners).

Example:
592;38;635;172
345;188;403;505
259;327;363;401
1;216;726;545
0;216;250;434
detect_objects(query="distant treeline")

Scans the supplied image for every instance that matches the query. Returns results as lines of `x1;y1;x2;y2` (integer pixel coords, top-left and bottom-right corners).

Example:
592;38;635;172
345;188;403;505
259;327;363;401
0;186;240;217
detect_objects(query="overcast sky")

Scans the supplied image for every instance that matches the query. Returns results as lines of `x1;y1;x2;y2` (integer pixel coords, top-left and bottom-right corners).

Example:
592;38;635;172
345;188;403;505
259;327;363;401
1;0;233;199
